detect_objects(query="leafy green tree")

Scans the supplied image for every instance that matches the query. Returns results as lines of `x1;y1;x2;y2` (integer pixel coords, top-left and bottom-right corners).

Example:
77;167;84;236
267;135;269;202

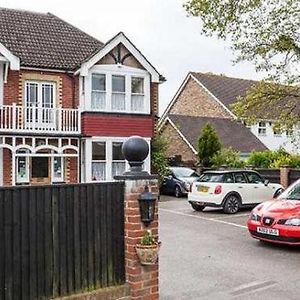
198;123;222;167
211;148;245;168
151;134;170;183
184;0;300;127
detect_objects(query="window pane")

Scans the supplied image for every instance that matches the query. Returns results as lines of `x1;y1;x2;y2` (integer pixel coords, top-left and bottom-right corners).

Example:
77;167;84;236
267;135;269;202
17;157;28;182
112;93;125;110
131;77;144;94
26;83;38;106
112;75;125;93
131;95;144;111
113;142;124;160
112;162;126;177
53;157;63;181
92;162;106;180
92;74;106;91
91;91;106;110
246;172;263;184
234;173;246;183
92;142;106;160
42;84;54;108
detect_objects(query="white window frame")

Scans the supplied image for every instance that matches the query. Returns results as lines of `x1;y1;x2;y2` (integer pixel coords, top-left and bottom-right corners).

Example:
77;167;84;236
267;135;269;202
52;157;64;183
258;121;266;136
83;65;150;114
112;141;126;178
91;141;107;181
84;137;151;182
91;73;106;110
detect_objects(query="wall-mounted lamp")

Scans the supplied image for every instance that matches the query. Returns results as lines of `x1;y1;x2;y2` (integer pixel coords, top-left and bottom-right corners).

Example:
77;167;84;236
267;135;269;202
138;185;156;227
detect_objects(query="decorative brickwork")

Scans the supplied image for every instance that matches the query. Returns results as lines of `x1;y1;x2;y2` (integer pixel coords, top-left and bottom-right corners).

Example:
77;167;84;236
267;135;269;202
160;121;197;162
124;179;159;300
169;77;232;118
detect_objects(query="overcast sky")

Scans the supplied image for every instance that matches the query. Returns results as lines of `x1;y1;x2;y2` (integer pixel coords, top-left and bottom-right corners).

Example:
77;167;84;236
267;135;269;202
2;0;264;115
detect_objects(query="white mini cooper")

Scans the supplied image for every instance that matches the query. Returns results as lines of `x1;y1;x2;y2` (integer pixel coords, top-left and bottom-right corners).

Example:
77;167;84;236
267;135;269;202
188;170;284;214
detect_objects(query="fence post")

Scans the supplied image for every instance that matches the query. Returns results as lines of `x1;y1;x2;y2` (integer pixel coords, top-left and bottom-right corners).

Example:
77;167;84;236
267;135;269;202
280;165;290;188
115;136;159;300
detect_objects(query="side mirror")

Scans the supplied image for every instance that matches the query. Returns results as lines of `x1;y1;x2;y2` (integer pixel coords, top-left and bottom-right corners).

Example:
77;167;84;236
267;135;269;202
264;179;269;186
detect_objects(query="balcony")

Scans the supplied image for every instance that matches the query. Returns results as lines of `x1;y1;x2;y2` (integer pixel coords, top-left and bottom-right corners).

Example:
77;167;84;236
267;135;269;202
0;104;80;135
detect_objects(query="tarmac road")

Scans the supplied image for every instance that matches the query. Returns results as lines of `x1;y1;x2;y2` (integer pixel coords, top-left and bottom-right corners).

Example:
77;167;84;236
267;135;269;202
159;195;300;300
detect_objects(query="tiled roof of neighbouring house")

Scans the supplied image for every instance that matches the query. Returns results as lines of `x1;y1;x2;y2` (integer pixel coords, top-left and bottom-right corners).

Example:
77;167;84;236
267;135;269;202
168;114;267;153
191;72;300;118
0;7;104;70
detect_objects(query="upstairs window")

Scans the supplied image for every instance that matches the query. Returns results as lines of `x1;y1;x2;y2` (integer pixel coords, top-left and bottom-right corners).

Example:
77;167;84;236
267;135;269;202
258;121;266;136
131;77;144;112
91;74;106;110
112;75;126;111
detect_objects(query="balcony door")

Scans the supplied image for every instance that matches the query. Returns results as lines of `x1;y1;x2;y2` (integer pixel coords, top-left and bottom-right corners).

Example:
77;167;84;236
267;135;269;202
25;81;56;130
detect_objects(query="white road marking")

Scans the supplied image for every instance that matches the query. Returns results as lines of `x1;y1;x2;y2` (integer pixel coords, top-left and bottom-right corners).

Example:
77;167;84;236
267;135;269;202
214;213;250;220
160;208;248;229
231;280;277;296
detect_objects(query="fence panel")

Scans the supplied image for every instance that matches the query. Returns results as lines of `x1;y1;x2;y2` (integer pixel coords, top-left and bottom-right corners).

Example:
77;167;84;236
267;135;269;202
0;182;125;300
288;169;300;185
255;169;280;184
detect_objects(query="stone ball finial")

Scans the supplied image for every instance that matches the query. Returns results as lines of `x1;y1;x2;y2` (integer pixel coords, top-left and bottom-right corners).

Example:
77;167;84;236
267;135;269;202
122;136;149;174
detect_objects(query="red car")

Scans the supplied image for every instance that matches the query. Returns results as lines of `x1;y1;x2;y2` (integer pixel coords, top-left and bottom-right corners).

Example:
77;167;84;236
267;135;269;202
248;179;300;245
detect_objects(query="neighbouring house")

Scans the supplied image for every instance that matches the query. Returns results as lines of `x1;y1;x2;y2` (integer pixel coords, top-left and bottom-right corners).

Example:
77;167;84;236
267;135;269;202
159;72;277;165
0;7;162;186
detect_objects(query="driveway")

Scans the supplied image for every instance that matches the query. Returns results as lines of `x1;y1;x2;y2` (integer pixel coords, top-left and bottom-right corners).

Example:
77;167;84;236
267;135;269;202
159;196;300;300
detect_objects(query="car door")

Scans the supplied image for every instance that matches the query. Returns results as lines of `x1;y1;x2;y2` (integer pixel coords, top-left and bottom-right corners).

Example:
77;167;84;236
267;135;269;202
232;172;250;204
244;171;270;204
161;172;176;194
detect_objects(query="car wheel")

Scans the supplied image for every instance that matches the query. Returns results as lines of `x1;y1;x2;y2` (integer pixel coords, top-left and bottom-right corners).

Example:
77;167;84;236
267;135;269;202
223;195;240;214
174;185;182;198
191;203;205;211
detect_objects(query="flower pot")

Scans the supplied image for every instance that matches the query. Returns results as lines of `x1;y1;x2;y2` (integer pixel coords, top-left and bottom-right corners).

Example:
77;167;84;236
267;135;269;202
135;242;161;265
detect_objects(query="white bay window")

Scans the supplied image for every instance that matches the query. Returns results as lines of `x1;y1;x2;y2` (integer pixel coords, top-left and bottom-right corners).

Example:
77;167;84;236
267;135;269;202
92;142;106;181
85;65;150;114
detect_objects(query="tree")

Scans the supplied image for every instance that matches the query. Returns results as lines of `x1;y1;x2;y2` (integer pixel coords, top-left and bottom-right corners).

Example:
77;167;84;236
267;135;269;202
184;0;300;128
151;134;170;183
198;123;222;167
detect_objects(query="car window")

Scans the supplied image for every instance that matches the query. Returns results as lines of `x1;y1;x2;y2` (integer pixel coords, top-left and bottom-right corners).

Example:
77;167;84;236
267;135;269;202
171;167;198;178
279;182;300;200
223;173;234;183
199;173;223;183
233;173;246;183
245;172;264;184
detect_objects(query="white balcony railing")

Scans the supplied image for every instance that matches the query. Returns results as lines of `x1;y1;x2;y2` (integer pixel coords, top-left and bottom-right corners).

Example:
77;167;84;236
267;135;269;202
0;104;80;134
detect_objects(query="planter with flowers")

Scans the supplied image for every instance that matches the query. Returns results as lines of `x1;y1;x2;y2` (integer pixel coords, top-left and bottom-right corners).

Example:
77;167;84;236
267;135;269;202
135;230;161;265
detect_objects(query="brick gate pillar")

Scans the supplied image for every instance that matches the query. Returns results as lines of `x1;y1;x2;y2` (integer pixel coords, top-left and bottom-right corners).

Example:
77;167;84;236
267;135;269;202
280;165;290;188
115;136;159;300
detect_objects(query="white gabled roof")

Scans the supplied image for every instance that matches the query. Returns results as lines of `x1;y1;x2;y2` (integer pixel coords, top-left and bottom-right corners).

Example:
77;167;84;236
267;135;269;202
77;32;161;82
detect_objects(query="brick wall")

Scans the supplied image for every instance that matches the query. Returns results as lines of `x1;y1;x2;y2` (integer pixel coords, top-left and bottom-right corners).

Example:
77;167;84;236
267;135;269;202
3;149;12;186
124;179;159;300
169;76;232;118
4;70;79;108
160;121;197;162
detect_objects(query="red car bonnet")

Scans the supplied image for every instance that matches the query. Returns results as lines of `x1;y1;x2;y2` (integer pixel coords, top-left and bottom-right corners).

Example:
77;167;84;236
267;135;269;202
257;199;300;218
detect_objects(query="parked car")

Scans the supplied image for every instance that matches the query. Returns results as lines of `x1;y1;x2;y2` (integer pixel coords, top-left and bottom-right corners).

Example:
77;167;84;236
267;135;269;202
160;167;200;197
248;178;300;245
188;170;284;213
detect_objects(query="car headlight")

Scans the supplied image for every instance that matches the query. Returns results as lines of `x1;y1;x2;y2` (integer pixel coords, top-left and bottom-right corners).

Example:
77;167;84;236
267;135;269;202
284;218;300;226
184;182;190;191
250;212;261;222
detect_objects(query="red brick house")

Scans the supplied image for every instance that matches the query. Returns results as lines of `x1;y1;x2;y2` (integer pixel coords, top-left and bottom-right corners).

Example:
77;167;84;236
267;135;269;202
0;8;162;186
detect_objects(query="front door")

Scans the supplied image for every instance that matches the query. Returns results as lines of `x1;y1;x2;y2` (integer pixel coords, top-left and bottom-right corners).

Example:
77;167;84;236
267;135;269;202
31;157;51;184
25;81;56;129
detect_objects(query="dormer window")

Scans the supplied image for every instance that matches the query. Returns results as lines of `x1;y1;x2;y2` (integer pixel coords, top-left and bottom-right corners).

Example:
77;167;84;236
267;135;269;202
258;121;266;136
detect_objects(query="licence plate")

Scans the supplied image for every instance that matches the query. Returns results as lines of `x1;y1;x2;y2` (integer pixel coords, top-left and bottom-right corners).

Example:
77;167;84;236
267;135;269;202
257;227;279;236
197;185;209;193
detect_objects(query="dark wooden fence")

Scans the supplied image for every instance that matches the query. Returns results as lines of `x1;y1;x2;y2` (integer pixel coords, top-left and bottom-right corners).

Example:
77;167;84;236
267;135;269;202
254;169;281;184
0;182;125;300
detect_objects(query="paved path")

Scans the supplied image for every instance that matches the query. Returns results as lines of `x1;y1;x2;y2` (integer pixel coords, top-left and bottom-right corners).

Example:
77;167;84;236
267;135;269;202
159;196;300;300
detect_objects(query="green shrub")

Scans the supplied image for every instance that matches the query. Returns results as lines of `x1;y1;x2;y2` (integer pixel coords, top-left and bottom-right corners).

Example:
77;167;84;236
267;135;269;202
211;148;245;168
271;155;300;168
198;123;222;167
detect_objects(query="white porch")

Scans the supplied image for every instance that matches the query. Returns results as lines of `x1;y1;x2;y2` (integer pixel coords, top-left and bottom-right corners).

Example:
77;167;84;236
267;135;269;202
0;104;81;134
0;135;80;186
